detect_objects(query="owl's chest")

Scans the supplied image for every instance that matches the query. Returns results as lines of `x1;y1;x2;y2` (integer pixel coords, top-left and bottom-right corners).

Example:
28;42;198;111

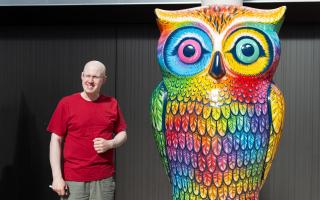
164;97;271;170
164;76;271;106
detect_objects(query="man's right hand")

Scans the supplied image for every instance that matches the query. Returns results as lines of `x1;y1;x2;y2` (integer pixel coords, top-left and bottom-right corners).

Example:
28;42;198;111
51;177;68;196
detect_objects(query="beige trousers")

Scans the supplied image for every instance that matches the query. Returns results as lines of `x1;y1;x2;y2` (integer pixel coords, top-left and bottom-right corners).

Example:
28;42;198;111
61;177;115;200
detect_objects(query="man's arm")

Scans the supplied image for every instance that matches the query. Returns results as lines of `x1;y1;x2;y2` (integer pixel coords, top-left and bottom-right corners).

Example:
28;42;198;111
112;131;127;148
93;131;127;153
49;133;67;196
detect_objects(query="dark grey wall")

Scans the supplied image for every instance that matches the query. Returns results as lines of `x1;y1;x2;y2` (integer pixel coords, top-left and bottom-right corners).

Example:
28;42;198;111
115;24;171;200
0;4;319;200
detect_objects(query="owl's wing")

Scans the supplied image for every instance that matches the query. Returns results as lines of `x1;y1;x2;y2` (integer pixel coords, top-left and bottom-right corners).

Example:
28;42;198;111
261;84;285;186
150;81;170;177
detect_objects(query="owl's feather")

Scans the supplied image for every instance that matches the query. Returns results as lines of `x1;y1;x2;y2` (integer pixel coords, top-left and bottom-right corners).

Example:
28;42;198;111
261;84;285;186
150;81;170;177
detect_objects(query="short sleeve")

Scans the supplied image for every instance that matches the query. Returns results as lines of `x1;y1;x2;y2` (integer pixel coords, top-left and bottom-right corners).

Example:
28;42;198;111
114;101;127;134
47;99;68;137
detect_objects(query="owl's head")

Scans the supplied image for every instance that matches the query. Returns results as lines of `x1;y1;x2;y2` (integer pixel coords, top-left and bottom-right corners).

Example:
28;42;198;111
156;5;286;81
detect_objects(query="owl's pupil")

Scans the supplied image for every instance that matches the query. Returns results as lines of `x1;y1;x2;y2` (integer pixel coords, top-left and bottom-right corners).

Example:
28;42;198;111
241;43;255;57
183;45;195;57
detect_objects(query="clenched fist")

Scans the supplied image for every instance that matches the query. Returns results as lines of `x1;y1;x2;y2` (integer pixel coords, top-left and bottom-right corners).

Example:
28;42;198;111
93;138;114;153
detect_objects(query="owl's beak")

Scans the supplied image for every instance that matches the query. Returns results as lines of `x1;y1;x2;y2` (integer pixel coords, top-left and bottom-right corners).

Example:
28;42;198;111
209;52;226;79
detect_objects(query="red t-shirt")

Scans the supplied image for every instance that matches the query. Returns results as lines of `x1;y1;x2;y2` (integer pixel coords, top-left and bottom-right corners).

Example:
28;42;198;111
47;93;127;181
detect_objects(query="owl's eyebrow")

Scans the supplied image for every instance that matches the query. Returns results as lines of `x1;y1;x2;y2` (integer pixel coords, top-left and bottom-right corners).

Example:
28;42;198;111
221;18;279;40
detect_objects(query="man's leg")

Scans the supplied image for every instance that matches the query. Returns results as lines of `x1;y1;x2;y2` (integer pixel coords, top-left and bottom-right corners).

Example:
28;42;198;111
90;177;115;200
61;181;90;200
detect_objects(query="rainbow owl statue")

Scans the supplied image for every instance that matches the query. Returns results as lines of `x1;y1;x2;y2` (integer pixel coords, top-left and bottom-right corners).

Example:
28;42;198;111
150;2;286;200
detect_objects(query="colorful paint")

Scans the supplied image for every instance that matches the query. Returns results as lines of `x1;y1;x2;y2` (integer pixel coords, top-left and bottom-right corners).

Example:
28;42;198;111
151;5;286;200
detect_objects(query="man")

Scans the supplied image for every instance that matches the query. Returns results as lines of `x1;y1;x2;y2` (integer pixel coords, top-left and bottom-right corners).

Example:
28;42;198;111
47;60;127;200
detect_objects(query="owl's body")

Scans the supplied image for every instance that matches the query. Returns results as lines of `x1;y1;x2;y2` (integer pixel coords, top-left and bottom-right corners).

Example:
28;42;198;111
151;5;286;200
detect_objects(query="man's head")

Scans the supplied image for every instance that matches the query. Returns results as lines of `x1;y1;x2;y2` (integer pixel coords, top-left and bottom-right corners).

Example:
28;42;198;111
81;60;107;96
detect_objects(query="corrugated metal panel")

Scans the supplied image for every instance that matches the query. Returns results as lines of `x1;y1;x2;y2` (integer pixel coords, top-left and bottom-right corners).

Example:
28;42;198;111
115;24;171;200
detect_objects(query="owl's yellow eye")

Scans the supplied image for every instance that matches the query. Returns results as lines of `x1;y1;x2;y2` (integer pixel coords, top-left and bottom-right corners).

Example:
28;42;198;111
223;28;272;76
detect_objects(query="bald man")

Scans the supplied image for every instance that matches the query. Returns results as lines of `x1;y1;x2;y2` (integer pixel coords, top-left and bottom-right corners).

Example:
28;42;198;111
48;60;127;200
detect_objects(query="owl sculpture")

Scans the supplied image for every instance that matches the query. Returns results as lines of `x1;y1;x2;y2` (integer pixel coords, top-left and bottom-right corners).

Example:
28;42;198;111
150;5;286;200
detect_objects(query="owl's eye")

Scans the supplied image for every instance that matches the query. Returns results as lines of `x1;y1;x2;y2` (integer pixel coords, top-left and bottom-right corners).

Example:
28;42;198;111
177;39;202;64
223;28;273;76
230;37;265;65
163;26;212;77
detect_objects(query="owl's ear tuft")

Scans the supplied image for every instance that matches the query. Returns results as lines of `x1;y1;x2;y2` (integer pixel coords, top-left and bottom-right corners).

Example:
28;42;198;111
155;8;165;19
256;6;286;33
155;8;173;32
243;6;286;33
270;6;286;33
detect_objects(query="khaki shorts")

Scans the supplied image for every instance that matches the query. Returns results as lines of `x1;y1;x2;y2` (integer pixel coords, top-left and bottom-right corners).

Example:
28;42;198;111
61;177;115;200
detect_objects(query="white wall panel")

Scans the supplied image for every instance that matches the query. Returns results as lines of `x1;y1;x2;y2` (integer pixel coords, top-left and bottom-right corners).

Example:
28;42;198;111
0;0;319;6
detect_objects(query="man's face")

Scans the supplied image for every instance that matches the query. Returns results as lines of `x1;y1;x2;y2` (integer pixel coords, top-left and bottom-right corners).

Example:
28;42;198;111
81;64;106;95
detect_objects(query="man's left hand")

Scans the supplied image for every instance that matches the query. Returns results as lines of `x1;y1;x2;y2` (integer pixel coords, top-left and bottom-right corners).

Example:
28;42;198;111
93;138;114;153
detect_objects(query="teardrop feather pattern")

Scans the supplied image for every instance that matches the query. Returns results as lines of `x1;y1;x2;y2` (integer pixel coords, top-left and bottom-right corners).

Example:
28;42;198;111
161;87;272;199
151;78;282;200
150;82;170;176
